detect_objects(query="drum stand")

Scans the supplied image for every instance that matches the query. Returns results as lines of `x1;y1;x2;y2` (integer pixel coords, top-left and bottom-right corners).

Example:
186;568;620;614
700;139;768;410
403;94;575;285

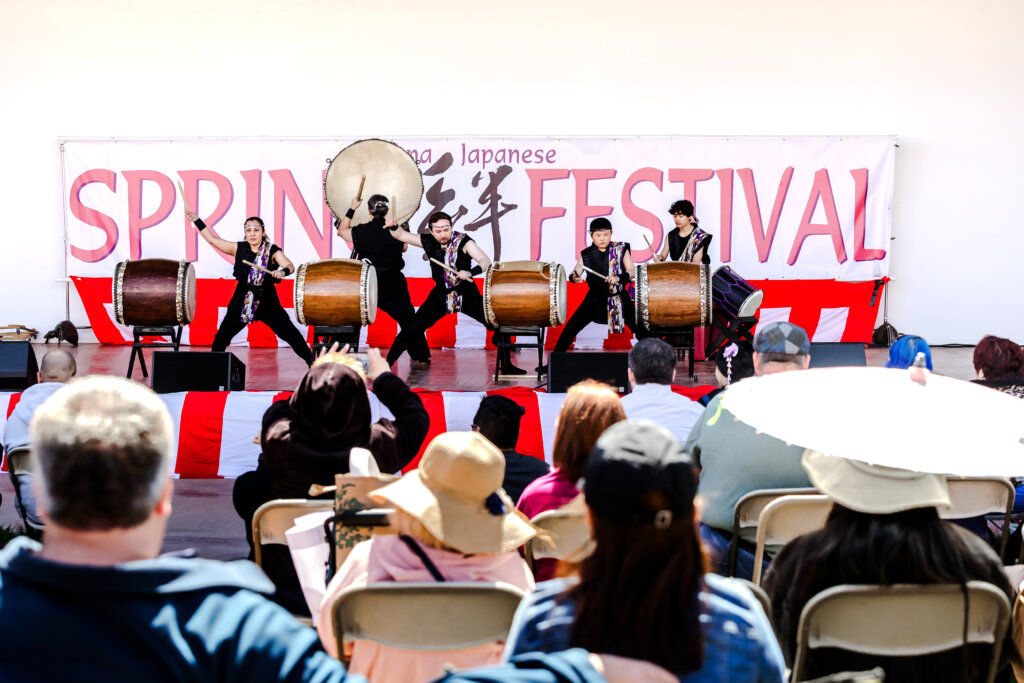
127;325;182;379
705;315;758;360
652;327;699;383
494;326;547;385
311;326;360;355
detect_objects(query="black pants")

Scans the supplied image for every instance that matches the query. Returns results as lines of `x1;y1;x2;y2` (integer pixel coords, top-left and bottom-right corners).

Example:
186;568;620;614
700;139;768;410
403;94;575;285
213;289;313;365
378;273;430;365
403;284;511;354
555;291;642;352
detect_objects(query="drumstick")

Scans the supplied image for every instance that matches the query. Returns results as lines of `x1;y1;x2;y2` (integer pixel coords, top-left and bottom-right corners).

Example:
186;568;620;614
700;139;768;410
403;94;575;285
391;195;397;223
242;260;278;276
175;179;191;212
581;265;604;277
356;176;366;201
430;257;462;276
641;233;654;253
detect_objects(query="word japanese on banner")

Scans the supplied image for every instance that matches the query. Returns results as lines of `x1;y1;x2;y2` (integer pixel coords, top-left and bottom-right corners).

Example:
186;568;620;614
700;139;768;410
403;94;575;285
0;385;712;479
63;136;895;346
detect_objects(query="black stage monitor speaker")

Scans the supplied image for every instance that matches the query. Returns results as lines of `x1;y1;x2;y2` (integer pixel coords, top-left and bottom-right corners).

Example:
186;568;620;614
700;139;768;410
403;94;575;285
0;342;39;391
547;352;630;394
151;351;246;393
809;342;867;369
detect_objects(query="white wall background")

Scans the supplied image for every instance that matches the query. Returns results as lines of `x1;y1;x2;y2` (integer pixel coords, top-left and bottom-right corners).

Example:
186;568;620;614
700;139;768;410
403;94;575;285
2;0;1021;344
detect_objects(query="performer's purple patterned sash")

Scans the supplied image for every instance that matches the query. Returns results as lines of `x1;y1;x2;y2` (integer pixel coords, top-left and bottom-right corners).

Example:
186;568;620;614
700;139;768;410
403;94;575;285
240;240;271;323
682;227;708;263
606;241;626;333
444;232;468;314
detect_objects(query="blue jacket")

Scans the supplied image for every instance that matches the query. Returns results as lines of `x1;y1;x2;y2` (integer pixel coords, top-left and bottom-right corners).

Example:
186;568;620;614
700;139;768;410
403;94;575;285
504;575;787;682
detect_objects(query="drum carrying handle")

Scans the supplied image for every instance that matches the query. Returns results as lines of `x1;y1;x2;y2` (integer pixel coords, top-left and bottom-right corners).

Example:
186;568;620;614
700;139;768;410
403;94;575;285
495;261;552;279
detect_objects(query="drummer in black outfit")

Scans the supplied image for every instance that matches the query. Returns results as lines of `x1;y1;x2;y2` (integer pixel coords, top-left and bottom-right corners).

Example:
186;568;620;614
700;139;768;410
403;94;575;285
553;217;645;353
186;211;313;365
654;199;712;264
389;211;525;375
335;195;431;366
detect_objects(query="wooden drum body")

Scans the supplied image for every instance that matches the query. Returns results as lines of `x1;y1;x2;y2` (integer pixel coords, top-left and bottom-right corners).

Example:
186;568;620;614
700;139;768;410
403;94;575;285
294;259;377;326
635;262;711;331
484;261;566;328
113;258;196;326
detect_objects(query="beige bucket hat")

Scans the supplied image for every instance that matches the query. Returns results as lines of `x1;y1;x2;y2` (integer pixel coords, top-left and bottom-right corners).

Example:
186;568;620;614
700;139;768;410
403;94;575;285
802;450;951;514
370;431;537;554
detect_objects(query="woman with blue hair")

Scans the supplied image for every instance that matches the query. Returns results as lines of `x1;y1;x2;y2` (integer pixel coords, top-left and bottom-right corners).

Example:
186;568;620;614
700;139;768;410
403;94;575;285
886;334;932;370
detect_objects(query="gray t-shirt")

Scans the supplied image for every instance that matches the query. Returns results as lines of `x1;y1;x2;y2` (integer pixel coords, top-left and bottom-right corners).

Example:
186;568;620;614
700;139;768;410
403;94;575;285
684;391;812;537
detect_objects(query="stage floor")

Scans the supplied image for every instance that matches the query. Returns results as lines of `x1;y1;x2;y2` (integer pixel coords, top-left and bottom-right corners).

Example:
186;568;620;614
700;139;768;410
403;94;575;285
30;342;980;392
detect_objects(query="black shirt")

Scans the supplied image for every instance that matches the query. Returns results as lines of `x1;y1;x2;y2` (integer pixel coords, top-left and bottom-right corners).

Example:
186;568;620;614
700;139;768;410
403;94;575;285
421;233;475;286
501;449;551;504
351;218;405;273
232;241;281;292
668;228;712;264
580;243;631;295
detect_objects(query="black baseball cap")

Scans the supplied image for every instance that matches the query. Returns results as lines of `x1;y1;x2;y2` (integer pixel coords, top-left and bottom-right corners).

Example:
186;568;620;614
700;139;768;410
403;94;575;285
584;421;696;527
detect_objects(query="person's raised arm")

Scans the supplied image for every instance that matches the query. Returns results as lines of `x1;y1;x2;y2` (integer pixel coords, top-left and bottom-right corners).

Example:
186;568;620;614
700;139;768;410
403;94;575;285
270;250;296;280
464;240;492;274
187;210;236;257
386;221;423;248
335;198;360;242
655;239;670;263
568;258;584;284
366;348;429;472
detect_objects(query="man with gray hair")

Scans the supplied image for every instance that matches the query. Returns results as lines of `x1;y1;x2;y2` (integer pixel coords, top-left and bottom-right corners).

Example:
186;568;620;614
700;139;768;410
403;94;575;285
683;321;814;579
619;338;704;444
2;349;77;530
0;376;353;681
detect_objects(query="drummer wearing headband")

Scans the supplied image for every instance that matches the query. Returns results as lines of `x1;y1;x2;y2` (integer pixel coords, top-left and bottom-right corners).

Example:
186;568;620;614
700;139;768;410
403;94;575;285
186;211;313;365
654;200;712;264
335;195;431;367
554;217;645;353
388;211;525;375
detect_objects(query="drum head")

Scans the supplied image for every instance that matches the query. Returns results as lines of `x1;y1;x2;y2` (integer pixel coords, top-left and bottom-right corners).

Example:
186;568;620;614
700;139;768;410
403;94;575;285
737;289;764;318
552;263;567;326
363;262;378;325
324;139;423;226
180;262;197;324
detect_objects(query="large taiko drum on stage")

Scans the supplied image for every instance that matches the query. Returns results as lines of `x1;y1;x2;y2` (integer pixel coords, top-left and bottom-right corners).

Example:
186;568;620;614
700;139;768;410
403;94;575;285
294;259;377;326
711;265;763;323
483;261;567;328
113;258;196;327
323;139;424;225
635;262;712;331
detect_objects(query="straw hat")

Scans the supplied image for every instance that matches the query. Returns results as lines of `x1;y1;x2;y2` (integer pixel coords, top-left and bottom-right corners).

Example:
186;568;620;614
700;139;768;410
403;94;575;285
370;432;536;554
802;450;951;514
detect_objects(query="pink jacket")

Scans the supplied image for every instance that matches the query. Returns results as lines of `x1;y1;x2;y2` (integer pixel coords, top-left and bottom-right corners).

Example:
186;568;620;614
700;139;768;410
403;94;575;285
516;470;580;581
318;534;534;683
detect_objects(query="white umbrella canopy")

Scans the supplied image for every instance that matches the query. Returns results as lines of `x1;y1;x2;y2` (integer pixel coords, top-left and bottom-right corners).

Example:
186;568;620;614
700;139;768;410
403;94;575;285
718;366;1024;477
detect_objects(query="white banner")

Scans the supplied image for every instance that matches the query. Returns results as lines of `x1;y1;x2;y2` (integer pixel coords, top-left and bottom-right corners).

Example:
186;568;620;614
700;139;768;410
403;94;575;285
62;136;894;281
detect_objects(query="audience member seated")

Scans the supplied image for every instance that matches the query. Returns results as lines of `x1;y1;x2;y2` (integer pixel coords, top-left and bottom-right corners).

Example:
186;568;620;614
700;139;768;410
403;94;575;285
885;334;933;370
504;421;787;682
233;345;429;613
684;321;813;578
619;338;704;443
764;450;1015;682
0;376;355;681
473;395;549;503
517;380;625;581
698;340;755;406
972;334;1024;399
318;431;536;683
2;349;76;531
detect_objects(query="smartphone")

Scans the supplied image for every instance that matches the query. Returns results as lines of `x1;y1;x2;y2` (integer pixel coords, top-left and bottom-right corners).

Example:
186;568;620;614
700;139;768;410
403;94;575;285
350;353;370;375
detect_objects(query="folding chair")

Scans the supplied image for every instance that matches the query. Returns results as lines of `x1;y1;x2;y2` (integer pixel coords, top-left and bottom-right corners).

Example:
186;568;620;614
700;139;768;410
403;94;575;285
942;476;1014;562
728;487;818;577
6;447;43;540
732;577;772;621
524;507;591;570
328;581;526;662
251;498;336;567
752;494;833;585
792;582;1010;683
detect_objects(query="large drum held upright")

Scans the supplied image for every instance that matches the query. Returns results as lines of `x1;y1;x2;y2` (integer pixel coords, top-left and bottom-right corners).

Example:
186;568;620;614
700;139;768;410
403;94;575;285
113;258;196;327
635;262;711;331
484;261;567;328
294;259;377;326
711;265;763;323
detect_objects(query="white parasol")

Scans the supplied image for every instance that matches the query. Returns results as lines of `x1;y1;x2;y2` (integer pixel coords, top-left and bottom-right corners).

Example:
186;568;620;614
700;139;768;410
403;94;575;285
718;366;1024;477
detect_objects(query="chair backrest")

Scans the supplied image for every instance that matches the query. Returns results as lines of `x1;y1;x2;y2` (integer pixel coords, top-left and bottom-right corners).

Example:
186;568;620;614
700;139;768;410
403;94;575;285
752;494;833;585
524;507;591;569
943;476;1014;561
6;446;32;475
729;487;818;576
792;581;1011;683
732;577;773;621
329;581;526;656
252;498;334;566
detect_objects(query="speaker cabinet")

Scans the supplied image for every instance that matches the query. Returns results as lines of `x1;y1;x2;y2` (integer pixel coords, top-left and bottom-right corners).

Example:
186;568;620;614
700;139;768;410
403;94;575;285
809;342;867;368
547;352;630;394
0;342;39;391
151;351;246;393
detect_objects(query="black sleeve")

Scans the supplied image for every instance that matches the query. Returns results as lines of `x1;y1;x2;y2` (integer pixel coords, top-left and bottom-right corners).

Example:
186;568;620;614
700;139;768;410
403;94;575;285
369;372;430;472
697;234;713;264
269;244;282;259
